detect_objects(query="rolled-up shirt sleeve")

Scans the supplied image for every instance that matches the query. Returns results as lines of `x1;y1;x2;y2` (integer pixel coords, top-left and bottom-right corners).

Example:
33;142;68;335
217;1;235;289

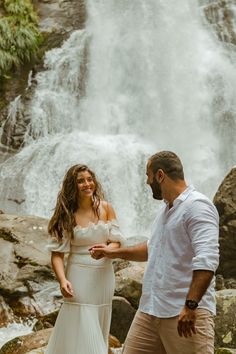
185;199;219;272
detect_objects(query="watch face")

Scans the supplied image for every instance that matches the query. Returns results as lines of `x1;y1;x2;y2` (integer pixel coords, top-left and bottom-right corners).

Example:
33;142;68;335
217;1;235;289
185;300;198;309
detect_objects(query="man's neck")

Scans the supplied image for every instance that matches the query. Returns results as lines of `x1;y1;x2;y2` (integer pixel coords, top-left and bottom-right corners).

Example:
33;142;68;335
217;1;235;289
164;180;188;208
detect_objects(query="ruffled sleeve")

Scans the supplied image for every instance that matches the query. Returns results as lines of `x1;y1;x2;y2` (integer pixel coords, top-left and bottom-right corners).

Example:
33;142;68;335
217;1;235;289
46;232;71;253
108;220;126;246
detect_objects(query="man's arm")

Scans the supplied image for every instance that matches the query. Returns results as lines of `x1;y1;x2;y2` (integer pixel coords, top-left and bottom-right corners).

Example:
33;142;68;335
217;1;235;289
186;269;214;303
177;269;214;337
178;199;219;338
89;241;148;262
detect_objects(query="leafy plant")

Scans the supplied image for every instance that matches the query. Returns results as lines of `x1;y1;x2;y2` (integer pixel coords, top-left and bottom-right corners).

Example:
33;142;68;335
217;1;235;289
0;0;42;77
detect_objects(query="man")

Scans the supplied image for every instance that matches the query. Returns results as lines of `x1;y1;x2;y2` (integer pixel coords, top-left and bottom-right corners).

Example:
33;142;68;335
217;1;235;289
90;151;219;354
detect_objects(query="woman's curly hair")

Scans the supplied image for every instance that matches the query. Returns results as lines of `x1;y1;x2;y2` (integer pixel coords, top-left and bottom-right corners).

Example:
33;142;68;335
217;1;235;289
48;164;104;240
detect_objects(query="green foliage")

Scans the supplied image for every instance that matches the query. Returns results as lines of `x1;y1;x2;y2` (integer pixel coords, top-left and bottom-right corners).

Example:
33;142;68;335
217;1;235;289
0;0;42;77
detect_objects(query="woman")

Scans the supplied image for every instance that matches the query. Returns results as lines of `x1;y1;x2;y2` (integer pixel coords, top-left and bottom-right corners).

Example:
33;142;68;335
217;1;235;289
45;164;125;354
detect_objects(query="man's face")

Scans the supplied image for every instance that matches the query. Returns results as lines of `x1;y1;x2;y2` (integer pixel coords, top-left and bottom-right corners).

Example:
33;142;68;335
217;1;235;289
146;161;163;200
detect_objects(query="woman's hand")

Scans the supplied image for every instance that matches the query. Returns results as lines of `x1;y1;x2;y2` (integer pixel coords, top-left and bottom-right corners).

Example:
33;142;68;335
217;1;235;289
89;243;107;259
60;279;74;298
89;242;120;259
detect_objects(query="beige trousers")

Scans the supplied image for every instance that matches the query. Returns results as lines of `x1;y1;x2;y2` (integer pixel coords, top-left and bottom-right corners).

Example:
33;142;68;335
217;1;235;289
122;309;214;354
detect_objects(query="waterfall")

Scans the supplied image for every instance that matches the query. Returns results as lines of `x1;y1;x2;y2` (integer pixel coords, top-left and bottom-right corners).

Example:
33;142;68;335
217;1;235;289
0;0;236;236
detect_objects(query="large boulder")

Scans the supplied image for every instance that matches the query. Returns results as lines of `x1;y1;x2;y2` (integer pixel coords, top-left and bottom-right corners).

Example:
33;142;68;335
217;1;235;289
0;214;61;326
115;262;146;309
215;289;236;349
213;167;236;278
110;296;136;343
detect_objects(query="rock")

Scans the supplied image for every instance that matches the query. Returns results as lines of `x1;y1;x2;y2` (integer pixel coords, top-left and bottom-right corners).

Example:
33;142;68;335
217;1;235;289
110;296;136;344
204;0;236;46
0;296;14;327
0;214;61;325
112;259;131;273
216;274;226;291
115;263;146;309
0;329;120;354
215;289;236;349
32;310;59;331
225;278;236;289
215;349;236;354
0;328;52;354
213;167;236;278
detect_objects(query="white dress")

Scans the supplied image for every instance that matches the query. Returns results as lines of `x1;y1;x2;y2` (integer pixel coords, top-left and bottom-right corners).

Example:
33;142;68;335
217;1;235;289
45;220;125;354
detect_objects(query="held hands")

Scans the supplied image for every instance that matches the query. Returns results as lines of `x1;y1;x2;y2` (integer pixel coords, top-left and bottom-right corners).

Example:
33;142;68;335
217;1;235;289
177;306;197;338
60;279;73;298
89;243;114;259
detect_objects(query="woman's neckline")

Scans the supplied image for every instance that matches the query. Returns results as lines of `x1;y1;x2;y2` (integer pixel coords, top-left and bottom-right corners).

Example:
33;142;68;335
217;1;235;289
73;219;116;231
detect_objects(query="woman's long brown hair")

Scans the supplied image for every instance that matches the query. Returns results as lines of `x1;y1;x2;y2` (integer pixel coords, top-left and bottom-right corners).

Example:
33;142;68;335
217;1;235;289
48;164;104;240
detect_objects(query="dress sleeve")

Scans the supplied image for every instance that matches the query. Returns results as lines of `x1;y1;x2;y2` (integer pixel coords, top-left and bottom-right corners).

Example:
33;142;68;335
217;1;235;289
108;220;126;246
46;232;71;253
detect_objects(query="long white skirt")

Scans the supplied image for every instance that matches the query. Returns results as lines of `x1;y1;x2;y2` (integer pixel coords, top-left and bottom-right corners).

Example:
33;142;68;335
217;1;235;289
45;257;115;354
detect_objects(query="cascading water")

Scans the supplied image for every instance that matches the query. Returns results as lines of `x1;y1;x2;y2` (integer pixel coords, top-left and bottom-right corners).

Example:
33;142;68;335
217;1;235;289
0;0;236;237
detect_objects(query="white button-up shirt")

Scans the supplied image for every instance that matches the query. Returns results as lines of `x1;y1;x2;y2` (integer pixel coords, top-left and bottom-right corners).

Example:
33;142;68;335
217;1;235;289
139;185;219;317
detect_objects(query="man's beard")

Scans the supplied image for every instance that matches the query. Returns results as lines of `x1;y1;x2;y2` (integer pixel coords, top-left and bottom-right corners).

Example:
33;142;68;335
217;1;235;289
150;178;162;200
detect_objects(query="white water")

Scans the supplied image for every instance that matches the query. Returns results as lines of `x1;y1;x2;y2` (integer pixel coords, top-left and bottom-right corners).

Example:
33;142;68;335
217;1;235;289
1;1;236;233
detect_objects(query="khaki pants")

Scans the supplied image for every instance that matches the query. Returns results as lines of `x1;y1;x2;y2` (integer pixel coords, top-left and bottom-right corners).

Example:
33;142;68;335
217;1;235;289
123;309;214;354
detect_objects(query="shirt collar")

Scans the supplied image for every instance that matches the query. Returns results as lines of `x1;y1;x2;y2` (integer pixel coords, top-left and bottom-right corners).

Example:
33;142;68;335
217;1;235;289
164;185;195;207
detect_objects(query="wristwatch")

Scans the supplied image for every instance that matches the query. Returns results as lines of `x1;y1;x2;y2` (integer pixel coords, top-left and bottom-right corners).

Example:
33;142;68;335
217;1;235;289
185;299;198;310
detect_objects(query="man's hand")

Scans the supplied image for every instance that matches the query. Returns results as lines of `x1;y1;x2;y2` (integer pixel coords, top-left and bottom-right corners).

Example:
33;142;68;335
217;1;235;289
60;279;73;298
177;306;197;337
89;244;116;259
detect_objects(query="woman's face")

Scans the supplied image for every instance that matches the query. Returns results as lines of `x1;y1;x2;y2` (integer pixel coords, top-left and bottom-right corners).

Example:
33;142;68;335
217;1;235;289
76;170;96;199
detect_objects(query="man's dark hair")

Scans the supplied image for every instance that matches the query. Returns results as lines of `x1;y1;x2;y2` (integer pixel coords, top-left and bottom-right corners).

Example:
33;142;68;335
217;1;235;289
149;151;184;181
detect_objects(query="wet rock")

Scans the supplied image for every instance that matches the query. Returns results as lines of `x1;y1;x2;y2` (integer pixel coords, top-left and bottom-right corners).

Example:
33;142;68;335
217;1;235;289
204;0;236;46
213;167;236;278
0;214;61;325
0;328;52;354
110;296;136;344
215;289;236;349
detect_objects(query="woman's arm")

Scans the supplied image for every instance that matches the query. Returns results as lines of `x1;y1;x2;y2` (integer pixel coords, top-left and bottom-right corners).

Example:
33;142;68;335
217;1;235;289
90;241;148;262
51;252;73;297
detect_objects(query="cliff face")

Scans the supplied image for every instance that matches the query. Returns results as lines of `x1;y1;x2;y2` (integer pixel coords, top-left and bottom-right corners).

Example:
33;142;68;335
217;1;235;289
0;0;86;148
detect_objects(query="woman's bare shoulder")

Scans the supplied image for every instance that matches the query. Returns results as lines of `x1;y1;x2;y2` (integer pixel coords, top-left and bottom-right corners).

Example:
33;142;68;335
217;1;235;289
100;200;116;220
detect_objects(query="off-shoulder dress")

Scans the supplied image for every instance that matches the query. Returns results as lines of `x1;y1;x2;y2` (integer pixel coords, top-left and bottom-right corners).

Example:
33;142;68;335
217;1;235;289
45;220;125;354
